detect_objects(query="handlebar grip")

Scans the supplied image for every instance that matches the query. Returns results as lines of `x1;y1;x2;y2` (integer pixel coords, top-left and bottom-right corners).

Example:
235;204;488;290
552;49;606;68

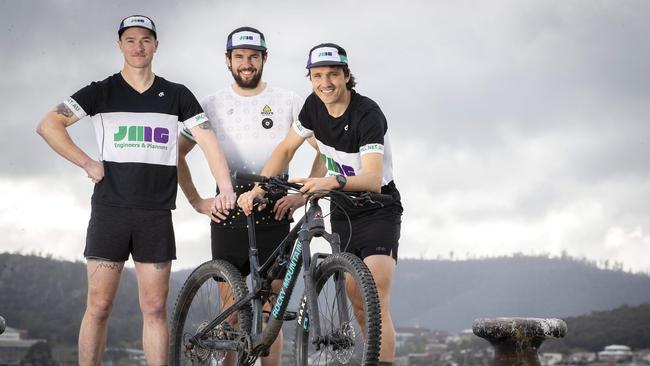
368;192;396;204
253;197;269;206
233;171;269;184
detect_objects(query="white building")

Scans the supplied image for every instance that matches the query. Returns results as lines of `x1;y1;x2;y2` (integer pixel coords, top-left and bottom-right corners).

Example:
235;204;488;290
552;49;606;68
540;352;563;366
598;344;633;362
0;326;46;366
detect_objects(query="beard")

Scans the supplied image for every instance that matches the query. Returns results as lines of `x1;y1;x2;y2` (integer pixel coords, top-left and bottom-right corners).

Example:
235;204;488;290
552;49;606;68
231;64;264;89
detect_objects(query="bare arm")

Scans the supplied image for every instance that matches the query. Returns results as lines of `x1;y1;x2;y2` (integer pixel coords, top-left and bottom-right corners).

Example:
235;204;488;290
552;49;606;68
306;136;326;177
272;136;324;220
292;153;383;193
188;122;235;212
36;103;104;183
177;136;200;205
177;135;224;222
238;128;307;215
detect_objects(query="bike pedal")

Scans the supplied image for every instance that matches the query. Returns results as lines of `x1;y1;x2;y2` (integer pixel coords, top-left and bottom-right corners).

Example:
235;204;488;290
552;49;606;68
282;311;297;321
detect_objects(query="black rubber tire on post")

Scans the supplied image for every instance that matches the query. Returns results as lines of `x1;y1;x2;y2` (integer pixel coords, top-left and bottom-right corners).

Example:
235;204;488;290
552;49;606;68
293;252;381;366
170;260;252;366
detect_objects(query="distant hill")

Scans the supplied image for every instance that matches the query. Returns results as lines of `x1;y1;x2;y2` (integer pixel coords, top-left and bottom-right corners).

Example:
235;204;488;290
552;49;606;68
542;302;650;352
388;256;650;332
3;252;650;347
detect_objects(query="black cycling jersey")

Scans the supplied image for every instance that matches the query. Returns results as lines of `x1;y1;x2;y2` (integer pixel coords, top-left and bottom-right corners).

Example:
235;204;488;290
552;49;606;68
294;89;401;220
65;73;207;210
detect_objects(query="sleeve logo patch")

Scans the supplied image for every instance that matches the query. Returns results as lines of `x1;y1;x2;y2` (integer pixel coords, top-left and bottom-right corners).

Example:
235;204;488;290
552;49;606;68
360;143;384;154
294;120;304;132
66;98;81;112
194;113;208;123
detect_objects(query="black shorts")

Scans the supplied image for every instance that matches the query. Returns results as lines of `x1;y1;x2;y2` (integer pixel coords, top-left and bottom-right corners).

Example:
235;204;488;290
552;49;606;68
211;223;290;277
85;203;176;263
331;204;402;261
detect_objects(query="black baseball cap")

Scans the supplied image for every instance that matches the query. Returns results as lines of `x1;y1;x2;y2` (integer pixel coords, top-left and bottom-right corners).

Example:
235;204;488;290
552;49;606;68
118;15;157;39
306;43;348;69
226;26;267;52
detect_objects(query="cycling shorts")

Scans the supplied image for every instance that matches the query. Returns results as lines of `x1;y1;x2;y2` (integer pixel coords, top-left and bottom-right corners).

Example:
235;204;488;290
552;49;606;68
85;203;176;263
331;203;402;262
210;223;290;277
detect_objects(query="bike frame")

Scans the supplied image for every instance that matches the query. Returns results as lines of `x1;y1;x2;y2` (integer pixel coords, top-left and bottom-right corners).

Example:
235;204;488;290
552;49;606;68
187;197;352;359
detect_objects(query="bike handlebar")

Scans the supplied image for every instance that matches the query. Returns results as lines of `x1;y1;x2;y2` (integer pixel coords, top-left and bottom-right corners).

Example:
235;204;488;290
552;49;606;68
232;171;395;206
233;171;269;184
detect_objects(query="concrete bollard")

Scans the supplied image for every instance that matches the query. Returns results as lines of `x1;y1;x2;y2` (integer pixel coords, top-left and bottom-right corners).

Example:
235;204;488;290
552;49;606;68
472;317;567;366
0;316;5;335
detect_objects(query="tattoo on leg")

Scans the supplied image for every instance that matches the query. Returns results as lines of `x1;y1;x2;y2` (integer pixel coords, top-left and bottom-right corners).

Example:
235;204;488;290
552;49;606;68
198;121;212;130
154;262;170;270
55;103;74;118
90;261;123;278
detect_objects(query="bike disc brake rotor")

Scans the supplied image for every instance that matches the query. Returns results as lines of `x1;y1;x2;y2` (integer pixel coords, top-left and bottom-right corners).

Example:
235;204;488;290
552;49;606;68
185;321;231;364
333;322;355;364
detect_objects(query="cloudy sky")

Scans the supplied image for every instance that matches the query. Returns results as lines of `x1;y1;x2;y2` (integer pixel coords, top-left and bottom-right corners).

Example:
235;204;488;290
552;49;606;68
2;0;649;272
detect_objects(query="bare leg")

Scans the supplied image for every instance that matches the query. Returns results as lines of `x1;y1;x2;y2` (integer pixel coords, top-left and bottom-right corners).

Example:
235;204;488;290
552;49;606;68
79;260;124;366
364;255;396;363
219;278;283;366
218;281;238;366
134;261;171;366
261;279;283;366
345;255;396;363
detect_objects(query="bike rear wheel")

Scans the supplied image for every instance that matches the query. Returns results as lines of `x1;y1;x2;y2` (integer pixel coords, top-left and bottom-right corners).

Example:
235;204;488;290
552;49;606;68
293;252;381;365
170;260;252;366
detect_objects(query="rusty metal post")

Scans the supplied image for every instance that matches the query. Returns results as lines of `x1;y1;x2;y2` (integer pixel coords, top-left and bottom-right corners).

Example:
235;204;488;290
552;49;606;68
472;317;567;366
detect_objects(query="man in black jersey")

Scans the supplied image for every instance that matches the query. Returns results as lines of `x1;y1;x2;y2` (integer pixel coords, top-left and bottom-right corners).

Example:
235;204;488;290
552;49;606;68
36;15;235;366
239;43;402;365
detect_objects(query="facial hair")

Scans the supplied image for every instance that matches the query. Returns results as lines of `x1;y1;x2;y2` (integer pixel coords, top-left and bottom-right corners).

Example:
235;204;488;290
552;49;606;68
231;63;264;89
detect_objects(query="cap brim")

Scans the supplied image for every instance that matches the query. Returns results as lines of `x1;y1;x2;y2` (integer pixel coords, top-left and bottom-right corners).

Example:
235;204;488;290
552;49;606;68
306;60;347;69
229;45;267;51
119;26;157;38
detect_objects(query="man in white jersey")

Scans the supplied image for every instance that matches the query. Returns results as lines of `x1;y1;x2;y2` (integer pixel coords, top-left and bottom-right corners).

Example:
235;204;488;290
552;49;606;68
36;15;235;366
178;26;314;366
239;43;403;366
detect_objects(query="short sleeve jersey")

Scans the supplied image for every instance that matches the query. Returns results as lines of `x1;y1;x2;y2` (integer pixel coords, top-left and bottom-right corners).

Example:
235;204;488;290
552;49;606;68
293;90;400;219
63;73;208;210
294;90;394;184
181;85;303;229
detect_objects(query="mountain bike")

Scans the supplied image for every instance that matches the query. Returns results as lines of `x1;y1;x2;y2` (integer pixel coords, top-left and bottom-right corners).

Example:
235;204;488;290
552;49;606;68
169;172;395;365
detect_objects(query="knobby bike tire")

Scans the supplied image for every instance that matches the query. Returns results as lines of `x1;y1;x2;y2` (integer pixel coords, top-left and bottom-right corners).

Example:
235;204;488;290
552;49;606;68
170;260;252;366
293;252;381;366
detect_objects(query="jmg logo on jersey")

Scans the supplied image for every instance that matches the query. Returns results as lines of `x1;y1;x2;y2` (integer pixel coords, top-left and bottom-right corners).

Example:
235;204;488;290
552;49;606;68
322;154;356;176
114;126;169;144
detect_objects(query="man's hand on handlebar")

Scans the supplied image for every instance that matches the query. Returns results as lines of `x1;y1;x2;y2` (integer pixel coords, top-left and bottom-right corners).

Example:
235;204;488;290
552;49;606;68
290;176;339;196
237;186;266;216
273;194;306;220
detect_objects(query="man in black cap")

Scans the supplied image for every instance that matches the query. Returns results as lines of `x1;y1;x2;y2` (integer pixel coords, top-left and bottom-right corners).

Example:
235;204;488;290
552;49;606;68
239;43;403;365
36;15;235;365
178;26;316;366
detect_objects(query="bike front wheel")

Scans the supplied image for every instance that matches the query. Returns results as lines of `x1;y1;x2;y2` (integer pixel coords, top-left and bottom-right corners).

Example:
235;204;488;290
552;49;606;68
170;260;252;366
294;252;381;366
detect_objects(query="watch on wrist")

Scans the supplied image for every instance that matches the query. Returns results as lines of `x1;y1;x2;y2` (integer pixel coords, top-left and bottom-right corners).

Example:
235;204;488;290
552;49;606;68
335;174;347;190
